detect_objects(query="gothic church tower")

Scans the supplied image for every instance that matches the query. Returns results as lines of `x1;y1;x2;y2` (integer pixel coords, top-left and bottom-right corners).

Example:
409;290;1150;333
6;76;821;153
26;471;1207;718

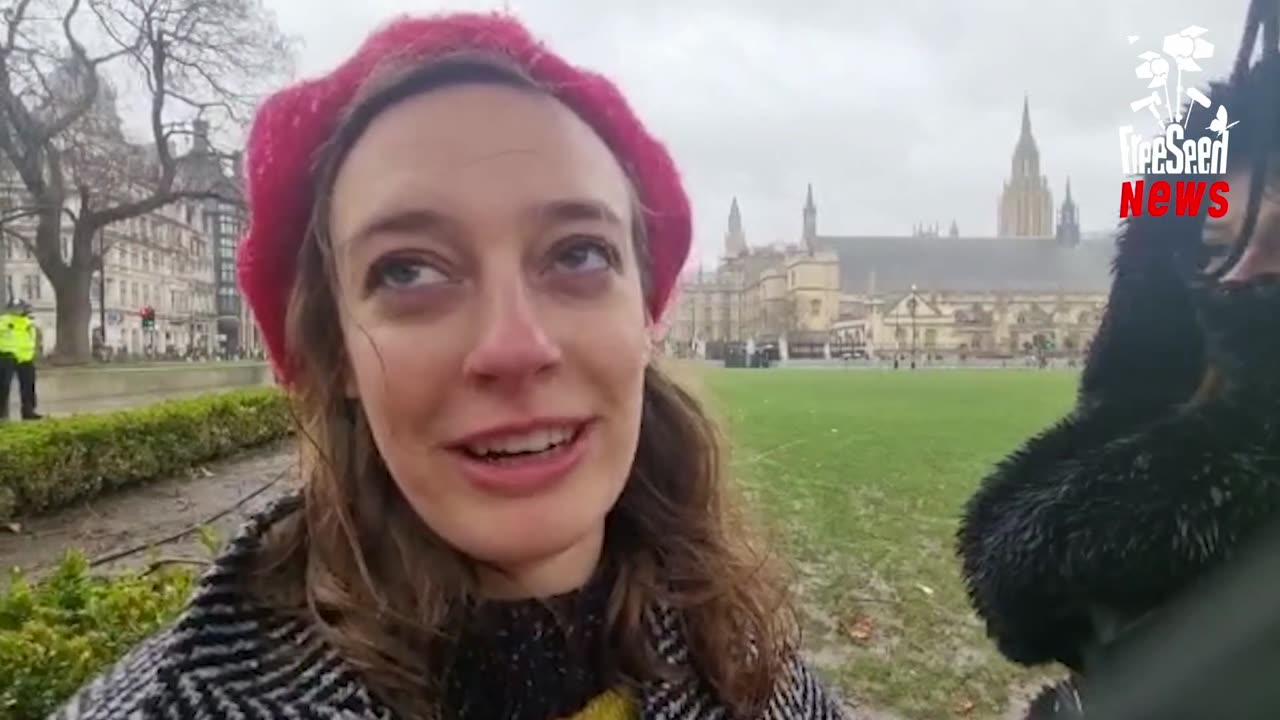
1055;178;1081;246
725;197;747;257
998;96;1054;237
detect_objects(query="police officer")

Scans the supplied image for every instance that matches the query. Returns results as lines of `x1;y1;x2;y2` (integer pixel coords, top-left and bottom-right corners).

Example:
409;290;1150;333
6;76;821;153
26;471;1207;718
0;301;16;420
0;300;41;420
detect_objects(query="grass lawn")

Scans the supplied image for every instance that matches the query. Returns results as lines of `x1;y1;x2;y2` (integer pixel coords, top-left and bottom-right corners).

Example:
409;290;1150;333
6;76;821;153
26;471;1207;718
694;367;1079;719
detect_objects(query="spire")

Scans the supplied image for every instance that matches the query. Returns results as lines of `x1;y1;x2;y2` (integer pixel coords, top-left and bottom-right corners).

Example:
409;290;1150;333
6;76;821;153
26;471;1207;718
802;183;817;250
725;197;747;257
1014;94;1039;165
1056;176;1081;246
949;219;959;238
1001;93;1051;236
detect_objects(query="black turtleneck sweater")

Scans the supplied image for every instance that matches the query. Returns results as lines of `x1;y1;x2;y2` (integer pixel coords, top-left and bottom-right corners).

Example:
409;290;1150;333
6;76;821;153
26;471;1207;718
439;567;619;720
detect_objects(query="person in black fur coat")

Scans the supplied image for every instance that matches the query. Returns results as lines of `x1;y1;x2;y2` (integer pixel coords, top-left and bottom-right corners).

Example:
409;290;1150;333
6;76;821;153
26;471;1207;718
957;12;1280;718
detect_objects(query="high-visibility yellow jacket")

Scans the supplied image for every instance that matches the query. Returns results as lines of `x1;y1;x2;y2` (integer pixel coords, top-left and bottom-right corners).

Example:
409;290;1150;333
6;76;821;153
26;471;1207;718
0;312;16;356
0;312;36;362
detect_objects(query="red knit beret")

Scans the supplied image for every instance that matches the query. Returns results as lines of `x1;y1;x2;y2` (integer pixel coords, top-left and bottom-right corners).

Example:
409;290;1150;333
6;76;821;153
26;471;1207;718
237;12;691;384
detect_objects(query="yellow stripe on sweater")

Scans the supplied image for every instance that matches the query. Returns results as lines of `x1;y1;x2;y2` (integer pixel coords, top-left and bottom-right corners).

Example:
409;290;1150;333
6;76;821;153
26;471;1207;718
558;689;637;720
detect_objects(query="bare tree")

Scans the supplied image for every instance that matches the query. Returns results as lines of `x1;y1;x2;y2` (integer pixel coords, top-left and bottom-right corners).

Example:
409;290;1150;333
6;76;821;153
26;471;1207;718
0;0;293;363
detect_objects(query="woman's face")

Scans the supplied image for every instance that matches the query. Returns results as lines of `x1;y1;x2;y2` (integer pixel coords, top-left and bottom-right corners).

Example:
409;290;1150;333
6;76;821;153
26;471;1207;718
1204;163;1280;282
328;82;650;598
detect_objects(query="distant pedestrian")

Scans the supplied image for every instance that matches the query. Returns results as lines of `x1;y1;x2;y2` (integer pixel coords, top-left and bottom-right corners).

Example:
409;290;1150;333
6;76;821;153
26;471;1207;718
0;300;40;420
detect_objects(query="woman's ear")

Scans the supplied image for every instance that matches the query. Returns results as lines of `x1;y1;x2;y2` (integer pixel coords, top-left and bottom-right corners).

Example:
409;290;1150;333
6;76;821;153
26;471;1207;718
645;311;667;362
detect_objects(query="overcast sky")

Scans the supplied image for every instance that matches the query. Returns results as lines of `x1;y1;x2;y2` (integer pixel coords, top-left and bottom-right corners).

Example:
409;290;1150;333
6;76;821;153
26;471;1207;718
259;0;1252;269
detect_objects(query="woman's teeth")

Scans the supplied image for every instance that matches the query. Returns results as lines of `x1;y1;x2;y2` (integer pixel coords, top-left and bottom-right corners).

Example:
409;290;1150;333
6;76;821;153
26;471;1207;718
465;425;577;457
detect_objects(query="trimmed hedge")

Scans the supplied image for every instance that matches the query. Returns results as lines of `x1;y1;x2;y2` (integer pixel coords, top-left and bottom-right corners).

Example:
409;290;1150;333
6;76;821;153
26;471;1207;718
0;553;196;720
0;388;291;521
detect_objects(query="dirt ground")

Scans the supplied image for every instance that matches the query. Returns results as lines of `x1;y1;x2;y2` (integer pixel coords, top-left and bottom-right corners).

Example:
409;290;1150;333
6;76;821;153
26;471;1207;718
0;443;297;586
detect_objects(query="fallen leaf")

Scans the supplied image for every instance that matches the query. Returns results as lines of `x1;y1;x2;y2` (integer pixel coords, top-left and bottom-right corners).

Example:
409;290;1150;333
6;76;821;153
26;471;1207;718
843;615;875;645
916;583;935;596
3;522;21;534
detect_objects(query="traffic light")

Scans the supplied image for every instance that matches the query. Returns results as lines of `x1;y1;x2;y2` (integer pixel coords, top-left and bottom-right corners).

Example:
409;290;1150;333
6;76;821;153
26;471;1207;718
140;306;156;330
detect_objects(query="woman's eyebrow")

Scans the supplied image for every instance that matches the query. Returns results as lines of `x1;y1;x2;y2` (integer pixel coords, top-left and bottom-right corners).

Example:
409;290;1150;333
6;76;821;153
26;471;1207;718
346;208;457;250
533;198;625;227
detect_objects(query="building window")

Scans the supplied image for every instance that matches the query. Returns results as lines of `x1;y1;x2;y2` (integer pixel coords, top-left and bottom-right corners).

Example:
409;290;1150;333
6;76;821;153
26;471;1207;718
22;274;41;300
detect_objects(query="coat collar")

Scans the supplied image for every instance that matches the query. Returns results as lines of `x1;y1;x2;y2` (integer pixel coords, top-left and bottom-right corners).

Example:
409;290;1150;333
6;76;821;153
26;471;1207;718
157;493;735;720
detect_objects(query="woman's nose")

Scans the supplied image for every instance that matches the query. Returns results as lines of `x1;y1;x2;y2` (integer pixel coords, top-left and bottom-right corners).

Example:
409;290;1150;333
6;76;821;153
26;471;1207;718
461;283;562;386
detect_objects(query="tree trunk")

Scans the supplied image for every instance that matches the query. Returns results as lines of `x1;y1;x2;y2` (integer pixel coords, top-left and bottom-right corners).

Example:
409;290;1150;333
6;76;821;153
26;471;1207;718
50;263;93;365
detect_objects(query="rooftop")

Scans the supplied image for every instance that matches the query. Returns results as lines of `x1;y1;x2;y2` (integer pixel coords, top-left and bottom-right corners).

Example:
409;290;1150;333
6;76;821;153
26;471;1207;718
816;234;1115;294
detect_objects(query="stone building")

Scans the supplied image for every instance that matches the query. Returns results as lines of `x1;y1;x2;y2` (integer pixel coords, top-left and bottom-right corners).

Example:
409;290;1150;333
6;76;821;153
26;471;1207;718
0;119;245;357
1;193;219;358
175;120;256;356
669;98;1113;360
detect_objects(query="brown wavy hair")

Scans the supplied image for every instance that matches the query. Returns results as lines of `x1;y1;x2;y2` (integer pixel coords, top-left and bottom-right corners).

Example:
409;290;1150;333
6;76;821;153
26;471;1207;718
249;52;797;719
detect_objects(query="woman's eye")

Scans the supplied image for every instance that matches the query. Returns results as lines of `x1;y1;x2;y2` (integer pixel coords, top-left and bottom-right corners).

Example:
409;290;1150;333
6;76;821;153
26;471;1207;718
552;238;614;274
370;257;448;291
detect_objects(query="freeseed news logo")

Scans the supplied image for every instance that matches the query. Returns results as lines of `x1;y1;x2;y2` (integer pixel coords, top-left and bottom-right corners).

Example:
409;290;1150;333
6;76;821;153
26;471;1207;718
1118;25;1237;219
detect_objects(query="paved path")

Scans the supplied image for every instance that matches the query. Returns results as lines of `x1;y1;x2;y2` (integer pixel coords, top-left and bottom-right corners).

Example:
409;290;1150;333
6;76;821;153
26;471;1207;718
3;362;268;418
0;443;295;585
34;385;251;417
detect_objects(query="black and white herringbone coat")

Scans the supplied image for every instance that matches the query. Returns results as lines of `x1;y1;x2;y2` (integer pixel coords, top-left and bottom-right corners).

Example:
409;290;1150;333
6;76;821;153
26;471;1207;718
50;495;852;720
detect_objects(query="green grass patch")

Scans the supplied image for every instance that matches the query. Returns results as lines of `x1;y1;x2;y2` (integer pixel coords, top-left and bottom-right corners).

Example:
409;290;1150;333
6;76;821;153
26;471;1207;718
699;368;1077;719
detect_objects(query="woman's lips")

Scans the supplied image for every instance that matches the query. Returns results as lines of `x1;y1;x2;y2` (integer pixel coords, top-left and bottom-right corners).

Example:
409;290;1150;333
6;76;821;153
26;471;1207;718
449;419;595;497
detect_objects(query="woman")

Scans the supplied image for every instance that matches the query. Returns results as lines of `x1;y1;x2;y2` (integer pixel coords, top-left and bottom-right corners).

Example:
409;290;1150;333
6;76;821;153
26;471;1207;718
54;12;848;720
957;4;1280;716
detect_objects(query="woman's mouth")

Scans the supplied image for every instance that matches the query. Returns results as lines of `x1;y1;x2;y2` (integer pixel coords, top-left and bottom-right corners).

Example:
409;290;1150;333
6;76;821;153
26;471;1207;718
460;424;584;464
450;420;595;495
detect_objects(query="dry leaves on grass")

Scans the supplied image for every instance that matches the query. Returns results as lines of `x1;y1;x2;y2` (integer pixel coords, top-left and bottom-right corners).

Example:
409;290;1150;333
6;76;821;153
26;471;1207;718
841;614;877;645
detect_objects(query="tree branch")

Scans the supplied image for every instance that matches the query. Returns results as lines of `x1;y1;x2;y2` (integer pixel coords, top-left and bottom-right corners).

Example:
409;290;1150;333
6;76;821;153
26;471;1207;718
0;0;292;361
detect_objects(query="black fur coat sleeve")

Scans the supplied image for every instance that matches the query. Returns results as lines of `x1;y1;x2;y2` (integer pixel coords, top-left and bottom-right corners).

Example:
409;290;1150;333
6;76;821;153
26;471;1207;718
956;193;1218;670
959;52;1280;719
958;377;1280;669
957;175;1280;674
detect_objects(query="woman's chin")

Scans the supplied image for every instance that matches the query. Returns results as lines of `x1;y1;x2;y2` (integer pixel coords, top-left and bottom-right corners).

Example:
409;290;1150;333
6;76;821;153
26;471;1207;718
454;514;607;598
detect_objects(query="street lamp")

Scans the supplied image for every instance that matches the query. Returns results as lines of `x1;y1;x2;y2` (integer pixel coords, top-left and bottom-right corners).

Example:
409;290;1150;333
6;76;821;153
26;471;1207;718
907;284;918;370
